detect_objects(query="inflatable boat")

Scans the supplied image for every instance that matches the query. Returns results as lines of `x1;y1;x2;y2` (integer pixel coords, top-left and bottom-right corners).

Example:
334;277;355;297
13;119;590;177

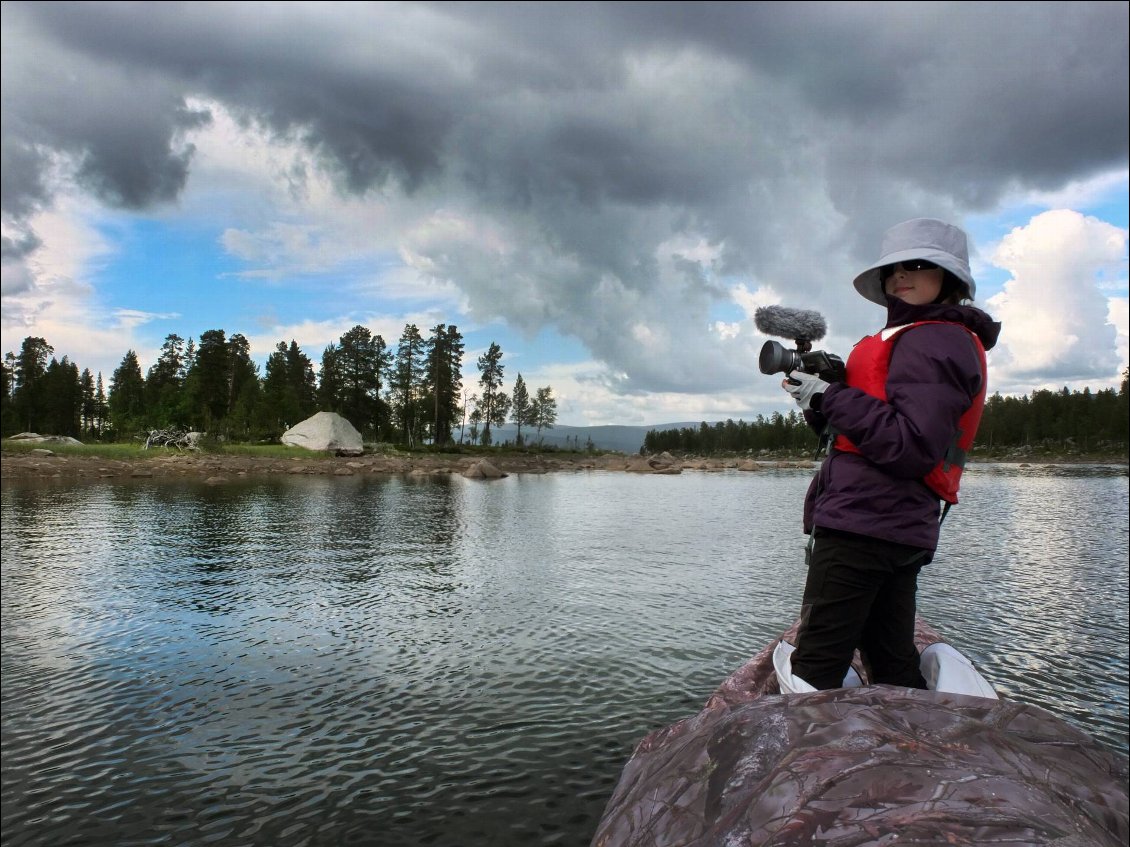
591;617;1128;846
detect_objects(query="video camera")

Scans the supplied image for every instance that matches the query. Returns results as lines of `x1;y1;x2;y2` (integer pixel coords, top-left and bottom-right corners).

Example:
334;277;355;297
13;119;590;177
754;306;845;384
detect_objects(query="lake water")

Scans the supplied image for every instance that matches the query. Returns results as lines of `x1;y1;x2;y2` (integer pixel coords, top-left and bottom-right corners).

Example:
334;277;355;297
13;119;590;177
2;463;1127;847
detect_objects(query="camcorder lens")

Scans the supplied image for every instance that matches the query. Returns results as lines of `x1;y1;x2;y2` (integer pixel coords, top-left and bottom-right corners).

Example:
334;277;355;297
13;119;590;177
758;340;800;375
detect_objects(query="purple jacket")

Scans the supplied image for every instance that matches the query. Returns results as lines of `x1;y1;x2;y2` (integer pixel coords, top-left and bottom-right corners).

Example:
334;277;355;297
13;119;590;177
803;298;1001;551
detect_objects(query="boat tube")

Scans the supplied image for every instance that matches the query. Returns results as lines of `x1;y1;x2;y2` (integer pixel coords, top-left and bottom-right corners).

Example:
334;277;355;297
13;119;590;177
591;617;1128;846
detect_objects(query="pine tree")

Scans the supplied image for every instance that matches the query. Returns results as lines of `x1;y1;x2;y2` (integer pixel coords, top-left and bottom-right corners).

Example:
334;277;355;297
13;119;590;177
41;356;81;437
476;342;508;446
146;334;187;427
108;350;146;438
10;336;53;432
1;354;15;436
95;373;108;438
287;341;318;417
184;330;230;431
510;374;532;445
264;340;316;435
79;368;96;437
424;324;465;446
334;325;390;440
532;386;558;443
226;333;260;439
390;324;426;446
318;343;342;412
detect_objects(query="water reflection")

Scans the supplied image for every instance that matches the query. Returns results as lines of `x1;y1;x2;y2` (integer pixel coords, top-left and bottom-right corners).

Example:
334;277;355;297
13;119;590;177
2;466;1126;847
919;469;1129;749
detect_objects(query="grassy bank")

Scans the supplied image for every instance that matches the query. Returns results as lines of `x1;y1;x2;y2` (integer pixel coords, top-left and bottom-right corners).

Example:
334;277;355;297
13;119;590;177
1;440;321;462
0;439;610;463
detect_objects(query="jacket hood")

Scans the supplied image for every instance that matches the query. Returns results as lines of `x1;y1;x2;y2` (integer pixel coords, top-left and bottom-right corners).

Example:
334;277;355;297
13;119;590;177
884;298;1001;351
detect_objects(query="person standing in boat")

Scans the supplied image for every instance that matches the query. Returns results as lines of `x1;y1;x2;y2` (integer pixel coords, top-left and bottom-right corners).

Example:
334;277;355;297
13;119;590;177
780;218;1001;690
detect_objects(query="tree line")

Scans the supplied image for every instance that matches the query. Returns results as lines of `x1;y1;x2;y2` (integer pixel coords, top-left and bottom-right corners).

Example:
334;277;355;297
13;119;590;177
1;326;558;448
643;368;1130;457
4;329;1125;457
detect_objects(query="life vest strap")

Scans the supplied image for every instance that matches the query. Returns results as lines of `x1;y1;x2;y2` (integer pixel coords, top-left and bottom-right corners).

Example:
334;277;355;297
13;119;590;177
942;430;967;472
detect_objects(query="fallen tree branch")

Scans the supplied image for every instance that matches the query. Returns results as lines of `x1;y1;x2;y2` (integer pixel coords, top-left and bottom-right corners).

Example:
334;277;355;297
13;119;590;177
143;429;200;450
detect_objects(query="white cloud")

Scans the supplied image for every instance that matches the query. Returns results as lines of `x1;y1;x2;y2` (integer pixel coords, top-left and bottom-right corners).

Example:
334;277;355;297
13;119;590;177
1007;167;1130;213
985;209;1127;393
240;307;462;374
1109;297;1129;369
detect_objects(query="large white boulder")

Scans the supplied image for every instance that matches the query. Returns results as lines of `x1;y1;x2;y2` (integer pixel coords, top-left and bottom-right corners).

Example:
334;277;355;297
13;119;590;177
281;412;363;455
7;432;84;445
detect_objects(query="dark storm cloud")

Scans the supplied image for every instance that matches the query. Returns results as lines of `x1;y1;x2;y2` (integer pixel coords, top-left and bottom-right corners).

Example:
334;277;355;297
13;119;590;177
2;1;1127;391
3;1;459;196
0;140;52;221
1;7;212;214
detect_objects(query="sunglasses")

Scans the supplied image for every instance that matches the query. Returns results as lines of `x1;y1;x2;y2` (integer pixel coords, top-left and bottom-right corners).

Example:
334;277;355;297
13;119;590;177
880;259;939;280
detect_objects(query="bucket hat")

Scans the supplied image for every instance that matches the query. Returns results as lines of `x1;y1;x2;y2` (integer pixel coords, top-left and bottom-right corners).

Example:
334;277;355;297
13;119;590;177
853;218;976;306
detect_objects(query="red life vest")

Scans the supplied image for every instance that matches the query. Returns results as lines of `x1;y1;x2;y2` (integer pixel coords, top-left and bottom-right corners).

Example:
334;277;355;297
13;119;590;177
832;321;988;504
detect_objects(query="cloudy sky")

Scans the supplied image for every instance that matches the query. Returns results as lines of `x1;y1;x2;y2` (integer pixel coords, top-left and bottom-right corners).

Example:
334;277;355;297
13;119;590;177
2;1;1127;427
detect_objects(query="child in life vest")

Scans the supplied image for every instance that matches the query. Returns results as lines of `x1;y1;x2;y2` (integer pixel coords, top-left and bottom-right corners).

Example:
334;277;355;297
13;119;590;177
780;218;1001;690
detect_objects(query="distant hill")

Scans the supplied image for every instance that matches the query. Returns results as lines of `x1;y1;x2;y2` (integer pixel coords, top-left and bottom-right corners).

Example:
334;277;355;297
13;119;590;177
472;422;698;454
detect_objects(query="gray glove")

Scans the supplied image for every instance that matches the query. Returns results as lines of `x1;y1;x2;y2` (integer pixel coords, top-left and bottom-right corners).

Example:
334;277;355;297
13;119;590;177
783;370;830;411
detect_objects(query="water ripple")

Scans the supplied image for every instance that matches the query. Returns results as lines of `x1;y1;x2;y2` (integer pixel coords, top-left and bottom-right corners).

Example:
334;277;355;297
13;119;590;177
2;469;1126;847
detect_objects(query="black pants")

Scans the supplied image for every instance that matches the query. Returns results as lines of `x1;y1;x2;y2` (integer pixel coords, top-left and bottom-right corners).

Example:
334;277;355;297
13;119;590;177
790;527;929;690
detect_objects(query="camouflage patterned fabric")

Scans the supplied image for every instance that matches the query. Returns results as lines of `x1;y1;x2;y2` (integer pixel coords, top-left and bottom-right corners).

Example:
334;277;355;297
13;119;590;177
591;619;1128;846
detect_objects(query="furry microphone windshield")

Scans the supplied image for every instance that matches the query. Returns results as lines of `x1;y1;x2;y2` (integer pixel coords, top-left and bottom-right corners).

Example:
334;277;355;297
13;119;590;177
754;306;828;342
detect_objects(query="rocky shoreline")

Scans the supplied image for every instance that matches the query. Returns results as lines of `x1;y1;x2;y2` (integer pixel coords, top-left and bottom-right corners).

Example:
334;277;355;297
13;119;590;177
3;446;1125;485
0;447;815;484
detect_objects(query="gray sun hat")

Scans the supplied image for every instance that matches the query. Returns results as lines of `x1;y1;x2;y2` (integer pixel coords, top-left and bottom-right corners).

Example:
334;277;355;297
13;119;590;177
853;218;976;306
